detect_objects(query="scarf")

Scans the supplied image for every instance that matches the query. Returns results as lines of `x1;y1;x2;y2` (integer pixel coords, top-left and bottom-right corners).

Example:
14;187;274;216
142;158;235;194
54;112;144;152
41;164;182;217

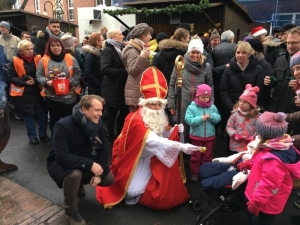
72;105;102;155
106;38;125;66
20;54;34;63
194;98;212;108
134;38;145;47
238;107;250;115
261;134;293;150
49;51;65;62
46;27;64;38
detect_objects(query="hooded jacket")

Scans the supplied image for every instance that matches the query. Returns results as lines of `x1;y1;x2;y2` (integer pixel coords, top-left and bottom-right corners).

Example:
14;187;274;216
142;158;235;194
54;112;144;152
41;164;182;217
245;145;300;214
152;39;188;85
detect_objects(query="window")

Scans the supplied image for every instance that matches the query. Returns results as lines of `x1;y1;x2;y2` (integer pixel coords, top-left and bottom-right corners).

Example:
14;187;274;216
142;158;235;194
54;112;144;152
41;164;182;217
96;0;105;6
68;0;74;21
35;0;40;14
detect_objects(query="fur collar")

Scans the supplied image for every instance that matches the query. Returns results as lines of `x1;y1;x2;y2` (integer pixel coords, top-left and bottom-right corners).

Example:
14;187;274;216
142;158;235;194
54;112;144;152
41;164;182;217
81;45;101;56
127;39;143;51
263;36;283;48
158;39;188;52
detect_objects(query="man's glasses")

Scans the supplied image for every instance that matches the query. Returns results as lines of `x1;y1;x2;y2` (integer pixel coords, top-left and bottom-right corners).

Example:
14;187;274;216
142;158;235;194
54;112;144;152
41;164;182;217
285;41;300;46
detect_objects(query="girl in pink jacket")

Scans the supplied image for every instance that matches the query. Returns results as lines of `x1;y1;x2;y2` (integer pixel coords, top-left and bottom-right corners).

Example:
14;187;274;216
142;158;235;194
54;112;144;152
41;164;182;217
244;112;300;225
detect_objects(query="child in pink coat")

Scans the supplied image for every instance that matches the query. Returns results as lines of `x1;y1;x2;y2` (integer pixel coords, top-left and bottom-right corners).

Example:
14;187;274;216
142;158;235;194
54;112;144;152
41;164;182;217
244;112;300;225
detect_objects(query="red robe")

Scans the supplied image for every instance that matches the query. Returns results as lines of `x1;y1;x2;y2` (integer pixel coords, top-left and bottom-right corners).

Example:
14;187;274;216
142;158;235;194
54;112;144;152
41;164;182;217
96;109;189;210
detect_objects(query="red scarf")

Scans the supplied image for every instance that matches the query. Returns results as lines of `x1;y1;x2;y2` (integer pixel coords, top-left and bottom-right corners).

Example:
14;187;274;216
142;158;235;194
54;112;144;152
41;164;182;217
21;54;34;63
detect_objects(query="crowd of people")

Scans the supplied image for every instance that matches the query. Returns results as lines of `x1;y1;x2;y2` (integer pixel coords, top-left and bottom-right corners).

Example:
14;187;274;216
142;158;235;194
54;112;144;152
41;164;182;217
0;18;300;225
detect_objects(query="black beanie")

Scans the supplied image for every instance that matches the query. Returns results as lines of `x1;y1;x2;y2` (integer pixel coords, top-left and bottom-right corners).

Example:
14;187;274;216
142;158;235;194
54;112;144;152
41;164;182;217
246;38;264;53
156;32;168;43
175;23;191;32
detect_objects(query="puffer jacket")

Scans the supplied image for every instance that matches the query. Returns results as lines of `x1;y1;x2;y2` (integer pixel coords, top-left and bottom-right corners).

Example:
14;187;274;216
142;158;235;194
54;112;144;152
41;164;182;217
245;145;300;214
122;39;150;106
168;53;214;124
152;39;188;85
220;55;264;112
100;43;127;108
185;101;221;140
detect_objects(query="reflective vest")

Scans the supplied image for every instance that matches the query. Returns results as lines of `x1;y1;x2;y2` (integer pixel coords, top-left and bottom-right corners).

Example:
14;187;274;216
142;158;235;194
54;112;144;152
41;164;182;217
40;53;81;97
9;55;41;96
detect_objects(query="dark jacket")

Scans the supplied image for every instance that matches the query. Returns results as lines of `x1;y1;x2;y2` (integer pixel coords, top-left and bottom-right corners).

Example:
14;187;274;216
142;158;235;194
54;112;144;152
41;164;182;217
220;55;264;112
47;115;109;188
0;45;8;84
82;45;102;95
286;111;300;149
100;43;128;108
7;54;46;114
211;40;236;95
268;51;298;114
30;30;38;45
152;39;188;85
34;30;50;56
264;37;286;67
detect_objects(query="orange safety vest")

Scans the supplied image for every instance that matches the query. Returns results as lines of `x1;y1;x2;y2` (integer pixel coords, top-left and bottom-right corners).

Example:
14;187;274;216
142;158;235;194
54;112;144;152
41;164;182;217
40;53;81;97
9;55;41;97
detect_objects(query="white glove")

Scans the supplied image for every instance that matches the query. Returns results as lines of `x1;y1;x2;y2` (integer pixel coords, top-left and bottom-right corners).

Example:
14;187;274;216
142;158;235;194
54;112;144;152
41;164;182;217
212;157;232;163
232;171;249;190
177;124;184;133
180;143;199;154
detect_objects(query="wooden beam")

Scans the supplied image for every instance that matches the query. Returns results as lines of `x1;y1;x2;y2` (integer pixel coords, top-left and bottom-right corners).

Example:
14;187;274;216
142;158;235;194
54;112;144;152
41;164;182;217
201;9;219;31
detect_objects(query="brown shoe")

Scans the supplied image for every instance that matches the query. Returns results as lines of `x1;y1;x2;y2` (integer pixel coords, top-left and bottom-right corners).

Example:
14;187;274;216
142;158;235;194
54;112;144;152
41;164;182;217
77;185;86;198
67;211;86;225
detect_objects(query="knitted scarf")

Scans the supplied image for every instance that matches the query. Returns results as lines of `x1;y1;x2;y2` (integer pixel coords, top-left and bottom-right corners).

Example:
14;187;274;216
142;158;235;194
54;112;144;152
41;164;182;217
106;38;125;66
194;98;212;108
45;27;64;38
261;134;293;150
72;105;102;155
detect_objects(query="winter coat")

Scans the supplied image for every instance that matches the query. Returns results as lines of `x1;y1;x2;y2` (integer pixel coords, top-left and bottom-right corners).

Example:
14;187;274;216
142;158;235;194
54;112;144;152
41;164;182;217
268;51;299;114
264;37;286;67
82;45;102;95
7;54;46;114
168;53;214;124
286;111;300;150
152;39;188;85
226;110;258;152
47;115;109;188
100;43;128;108
30;30;38;45
122;39;150;106
0;34;21;61
220;55;264;112
0;45;8;83
34;29;64;56
245;146;300;214
211;40;236;105
36;53;82;104
185;101;221;140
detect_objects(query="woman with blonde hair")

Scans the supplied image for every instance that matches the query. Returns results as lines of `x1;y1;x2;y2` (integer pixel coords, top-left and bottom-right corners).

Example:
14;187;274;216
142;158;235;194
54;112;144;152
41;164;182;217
82;32;104;95
152;28;189;85
8;40;49;145
168;37;213;140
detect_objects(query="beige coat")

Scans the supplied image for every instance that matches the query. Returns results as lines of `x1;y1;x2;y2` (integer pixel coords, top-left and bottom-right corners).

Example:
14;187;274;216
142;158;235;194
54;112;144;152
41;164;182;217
122;39;150;106
0;34;21;61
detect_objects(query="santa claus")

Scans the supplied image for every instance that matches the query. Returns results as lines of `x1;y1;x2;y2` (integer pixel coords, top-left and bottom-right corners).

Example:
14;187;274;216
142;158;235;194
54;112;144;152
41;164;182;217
96;66;199;210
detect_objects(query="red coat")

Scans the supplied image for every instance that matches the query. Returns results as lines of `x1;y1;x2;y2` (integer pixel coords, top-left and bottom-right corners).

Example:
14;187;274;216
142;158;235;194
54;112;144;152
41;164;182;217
96;109;189;210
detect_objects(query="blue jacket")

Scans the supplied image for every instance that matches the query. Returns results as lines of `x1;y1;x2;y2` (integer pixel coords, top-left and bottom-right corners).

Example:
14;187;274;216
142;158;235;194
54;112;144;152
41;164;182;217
0;45;8;83
185;101;221;140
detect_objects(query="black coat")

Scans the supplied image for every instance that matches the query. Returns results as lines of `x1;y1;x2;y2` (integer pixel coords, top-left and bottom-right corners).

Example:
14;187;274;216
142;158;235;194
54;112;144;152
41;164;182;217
152;39;188;85
7;55;46;114
34;31;49;56
220;55;264;112
47;115;109;188
264;41;286;67
100;44;127;108
268;51;299;114
83;49;101;95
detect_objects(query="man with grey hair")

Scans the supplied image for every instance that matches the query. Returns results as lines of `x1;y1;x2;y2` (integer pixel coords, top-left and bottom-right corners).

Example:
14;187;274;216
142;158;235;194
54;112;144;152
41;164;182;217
211;30;236;138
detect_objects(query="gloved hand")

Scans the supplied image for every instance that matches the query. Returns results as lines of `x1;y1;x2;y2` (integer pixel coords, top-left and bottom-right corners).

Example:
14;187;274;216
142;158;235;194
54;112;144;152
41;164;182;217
237;159;252;171
232;171;249;190
180;143;199;154
177;124;184;133
212;157;232;163
233;134;243;141
247;201;259;217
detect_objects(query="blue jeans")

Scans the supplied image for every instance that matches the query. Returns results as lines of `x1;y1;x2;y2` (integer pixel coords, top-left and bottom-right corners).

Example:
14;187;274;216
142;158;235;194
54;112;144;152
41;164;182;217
23;112;48;139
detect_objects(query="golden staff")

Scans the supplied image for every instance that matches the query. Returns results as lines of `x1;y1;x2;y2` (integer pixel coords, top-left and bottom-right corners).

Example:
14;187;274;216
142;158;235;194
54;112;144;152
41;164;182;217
174;55;186;183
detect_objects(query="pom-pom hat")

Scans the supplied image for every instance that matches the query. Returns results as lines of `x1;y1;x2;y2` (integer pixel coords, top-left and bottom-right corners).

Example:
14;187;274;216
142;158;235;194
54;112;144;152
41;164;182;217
251;26;267;37
255;112;288;139
188;38;204;54
196;84;211;98
239;84;260;107
139;67;168;105
290;50;300;69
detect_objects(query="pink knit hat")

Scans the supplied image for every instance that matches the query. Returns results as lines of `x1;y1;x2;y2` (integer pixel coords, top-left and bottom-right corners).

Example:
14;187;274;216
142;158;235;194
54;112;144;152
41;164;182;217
239;84;260;107
195;84;211;98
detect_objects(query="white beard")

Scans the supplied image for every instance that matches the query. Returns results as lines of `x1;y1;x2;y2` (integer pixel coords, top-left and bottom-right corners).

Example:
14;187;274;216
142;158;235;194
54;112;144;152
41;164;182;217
140;106;168;136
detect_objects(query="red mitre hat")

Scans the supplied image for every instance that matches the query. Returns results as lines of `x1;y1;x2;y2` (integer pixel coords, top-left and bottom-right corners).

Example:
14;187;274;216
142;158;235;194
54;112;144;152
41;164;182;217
140;66;168;100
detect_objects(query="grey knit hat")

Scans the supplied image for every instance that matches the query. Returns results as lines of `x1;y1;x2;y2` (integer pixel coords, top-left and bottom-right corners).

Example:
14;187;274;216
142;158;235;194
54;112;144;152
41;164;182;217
61;34;77;48
210;29;220;41
130;23;149;39
0;21;10;31
255;112;288;139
